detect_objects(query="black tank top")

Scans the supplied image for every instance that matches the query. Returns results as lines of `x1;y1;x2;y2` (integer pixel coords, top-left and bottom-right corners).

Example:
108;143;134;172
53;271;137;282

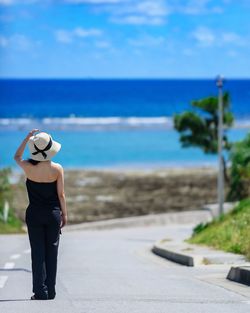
26;178;60;210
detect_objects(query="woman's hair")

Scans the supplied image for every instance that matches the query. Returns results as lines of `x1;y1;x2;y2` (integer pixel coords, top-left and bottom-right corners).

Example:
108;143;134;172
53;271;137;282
27;158;40;165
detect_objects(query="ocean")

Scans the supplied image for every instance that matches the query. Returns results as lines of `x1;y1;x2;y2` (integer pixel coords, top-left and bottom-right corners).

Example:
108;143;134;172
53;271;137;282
1;79;250;169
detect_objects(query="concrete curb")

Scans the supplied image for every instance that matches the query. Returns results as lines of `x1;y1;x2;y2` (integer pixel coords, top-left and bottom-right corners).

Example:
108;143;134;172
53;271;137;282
152;240;204;266
152;203;248;267
227;266;250;286
152;240;247;267
64;210;212;231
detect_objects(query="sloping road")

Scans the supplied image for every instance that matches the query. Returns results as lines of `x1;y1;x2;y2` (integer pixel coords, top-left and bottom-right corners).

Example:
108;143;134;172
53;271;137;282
0;224;250;313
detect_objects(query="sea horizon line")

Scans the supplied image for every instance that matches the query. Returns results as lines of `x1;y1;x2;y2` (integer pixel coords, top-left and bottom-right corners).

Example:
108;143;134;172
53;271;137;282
1;77;250;81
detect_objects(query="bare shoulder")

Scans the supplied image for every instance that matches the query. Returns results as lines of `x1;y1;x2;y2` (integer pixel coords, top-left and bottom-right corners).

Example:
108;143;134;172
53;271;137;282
20;159;32;167
51;162;64;174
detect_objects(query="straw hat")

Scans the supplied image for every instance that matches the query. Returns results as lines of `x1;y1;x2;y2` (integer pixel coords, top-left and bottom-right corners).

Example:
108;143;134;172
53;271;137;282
28;132;61;161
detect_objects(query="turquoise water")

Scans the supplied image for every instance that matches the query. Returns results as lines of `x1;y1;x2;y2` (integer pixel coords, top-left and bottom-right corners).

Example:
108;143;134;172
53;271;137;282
1;128;249;169
1;79;249;169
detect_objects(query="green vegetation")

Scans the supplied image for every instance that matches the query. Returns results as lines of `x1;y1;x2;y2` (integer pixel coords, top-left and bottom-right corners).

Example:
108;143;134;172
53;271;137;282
174;92;234;181
174;92;250;258
188;199;250;259
0;210;24;234
228;133;250;201
0;168;24;234
0;168;12;206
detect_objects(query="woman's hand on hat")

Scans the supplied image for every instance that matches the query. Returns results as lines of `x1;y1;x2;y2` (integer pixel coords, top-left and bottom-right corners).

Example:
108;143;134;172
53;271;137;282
26;129;39;140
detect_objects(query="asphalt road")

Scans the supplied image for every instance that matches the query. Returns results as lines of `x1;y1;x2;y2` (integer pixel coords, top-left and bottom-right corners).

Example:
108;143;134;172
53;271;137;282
0;224;250;313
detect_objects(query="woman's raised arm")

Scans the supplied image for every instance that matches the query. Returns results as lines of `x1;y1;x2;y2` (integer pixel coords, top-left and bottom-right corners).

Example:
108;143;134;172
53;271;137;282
14;129;39;169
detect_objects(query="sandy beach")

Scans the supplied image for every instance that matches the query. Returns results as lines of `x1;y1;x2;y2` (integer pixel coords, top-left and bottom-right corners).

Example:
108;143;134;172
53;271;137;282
12;166;220;224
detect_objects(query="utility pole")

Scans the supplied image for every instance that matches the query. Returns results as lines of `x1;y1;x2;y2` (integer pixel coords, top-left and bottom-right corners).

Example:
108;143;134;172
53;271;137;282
216;75;224;216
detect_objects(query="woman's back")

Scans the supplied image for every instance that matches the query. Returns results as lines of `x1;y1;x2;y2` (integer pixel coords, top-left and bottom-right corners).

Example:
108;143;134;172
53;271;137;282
25;161;60;183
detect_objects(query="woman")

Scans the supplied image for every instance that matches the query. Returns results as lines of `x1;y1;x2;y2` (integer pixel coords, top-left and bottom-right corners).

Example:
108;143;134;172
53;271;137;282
14;129;67;300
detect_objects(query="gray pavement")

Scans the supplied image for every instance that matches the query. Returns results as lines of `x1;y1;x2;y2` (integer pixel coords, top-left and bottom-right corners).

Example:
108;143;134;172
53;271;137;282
0;223;250;313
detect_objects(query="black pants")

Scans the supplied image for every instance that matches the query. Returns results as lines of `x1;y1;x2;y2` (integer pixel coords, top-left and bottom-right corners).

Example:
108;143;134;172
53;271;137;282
26;207;61;299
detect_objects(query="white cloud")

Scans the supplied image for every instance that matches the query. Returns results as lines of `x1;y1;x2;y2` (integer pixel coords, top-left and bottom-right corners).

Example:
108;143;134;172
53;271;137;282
74;27;102;37
55;30;73;44
192;26;215;46
0;35;8;47
0;0;225;18
0;0;42;4
0;0;13;5
97;0;222;26
0;33;36;50
95;40;111;48
89;0;169;25
112;15;165;25
128;35;165;47
168;0;223;15
8;0;121;4
65;0;122;3
222;32;246;46
192;26;247;48
133;1;169;17
55;27;102;44
75;0;223;19
113;1;168;18
176;0;210;14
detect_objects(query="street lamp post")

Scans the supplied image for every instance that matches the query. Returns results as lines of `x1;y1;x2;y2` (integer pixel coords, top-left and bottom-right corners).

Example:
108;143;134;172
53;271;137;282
216;75;224;216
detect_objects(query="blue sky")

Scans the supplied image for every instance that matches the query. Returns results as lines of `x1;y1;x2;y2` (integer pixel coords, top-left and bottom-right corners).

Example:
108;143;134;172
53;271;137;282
0;0;249;78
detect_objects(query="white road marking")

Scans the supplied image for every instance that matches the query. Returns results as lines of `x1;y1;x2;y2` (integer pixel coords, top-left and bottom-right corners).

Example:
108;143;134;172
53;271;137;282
4;262;15;269
0;276;8;288
23;249;31;254
10;254;20;260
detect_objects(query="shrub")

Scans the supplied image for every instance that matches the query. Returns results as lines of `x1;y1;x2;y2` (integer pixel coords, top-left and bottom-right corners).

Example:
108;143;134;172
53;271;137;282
0;168;13;219
228;133;250;200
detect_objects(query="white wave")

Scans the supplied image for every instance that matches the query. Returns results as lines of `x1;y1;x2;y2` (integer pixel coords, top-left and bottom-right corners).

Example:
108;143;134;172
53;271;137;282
0;118;33;126
0;116;173;129
0;117;250;130
42;116;172;127
42;117;123;126
126;117;172;126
